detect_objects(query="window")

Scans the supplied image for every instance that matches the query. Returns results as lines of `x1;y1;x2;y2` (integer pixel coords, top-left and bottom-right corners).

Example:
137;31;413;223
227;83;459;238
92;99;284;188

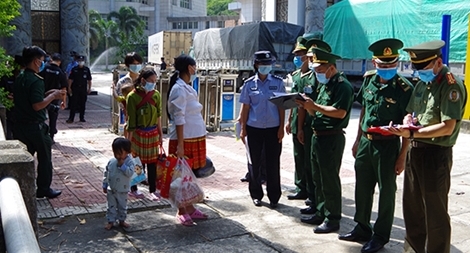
194;22;198;29
139;16;149;30
172;22;177;29
183;22;188;29
171;0;177;5
217;21;224;28
177;22;182;29
188;22;193;29
180;0;191;9
205;21;210;29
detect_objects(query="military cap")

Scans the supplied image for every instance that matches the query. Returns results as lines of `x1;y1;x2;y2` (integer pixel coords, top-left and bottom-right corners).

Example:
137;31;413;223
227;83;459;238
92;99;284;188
368;38;403;64
77;55;85;61
254;50;275;64
293;36;308;53
51;53;62;61
403;40;445;70
306;39;332;56
309;48;341;68
69;51;78;57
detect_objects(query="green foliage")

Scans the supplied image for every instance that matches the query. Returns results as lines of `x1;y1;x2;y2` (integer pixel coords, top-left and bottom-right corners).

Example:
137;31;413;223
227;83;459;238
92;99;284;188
0;0;21;79
0;87;14;110
207;0;237;16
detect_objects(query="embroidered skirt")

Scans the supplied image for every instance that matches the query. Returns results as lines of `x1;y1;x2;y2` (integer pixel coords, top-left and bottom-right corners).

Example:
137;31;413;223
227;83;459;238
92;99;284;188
168;136;206;169
131;126;160;164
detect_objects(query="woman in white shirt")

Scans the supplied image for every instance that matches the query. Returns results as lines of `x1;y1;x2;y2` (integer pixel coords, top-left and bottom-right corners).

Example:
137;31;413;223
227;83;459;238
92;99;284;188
167;55;208;226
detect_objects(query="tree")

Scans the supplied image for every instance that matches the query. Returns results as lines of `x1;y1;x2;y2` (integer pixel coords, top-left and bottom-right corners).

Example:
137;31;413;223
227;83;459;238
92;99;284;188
108;7;141;41
0;0;21;78
88;10;119;70
207;0;237;16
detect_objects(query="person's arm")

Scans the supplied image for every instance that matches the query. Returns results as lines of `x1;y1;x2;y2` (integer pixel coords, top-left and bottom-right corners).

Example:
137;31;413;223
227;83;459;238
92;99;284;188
285;109;293;135
239;103;250;143
277;106;285;143
87;80;92;94
31;79;65;111
168;85;187;157
352;107;365;158
297;107;306;144
67;78;73;96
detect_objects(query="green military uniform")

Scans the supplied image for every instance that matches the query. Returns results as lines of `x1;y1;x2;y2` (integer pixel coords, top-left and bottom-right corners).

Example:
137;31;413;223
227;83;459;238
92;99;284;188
13;68;54;195
352;39;414;246
308;48;354;228
402;40;467;253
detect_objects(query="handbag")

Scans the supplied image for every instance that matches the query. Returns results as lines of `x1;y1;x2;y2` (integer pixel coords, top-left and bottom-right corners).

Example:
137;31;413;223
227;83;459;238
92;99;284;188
169;158;205;208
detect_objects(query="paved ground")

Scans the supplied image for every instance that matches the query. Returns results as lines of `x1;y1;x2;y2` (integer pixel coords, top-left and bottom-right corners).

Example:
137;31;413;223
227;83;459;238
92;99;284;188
36;73;470;253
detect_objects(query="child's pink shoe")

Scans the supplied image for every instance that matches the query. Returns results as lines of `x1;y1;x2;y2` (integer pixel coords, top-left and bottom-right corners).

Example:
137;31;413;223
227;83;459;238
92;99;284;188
176;213;195;226
189;209;208;220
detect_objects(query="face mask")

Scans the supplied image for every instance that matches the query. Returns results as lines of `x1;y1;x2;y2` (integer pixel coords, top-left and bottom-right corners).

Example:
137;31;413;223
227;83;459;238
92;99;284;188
315;68;330;84
376;67;398;80
418;68;437;83
39;61;45;72
293;56;303;68
78;61;85;66
144;82;155;91
190;74;197;82
258;65;272;75
308;62;315;70
129;64;142;73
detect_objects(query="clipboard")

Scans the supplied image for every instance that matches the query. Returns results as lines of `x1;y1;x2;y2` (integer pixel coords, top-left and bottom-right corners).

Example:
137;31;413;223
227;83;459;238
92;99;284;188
269;92;306;110
367;125;422;136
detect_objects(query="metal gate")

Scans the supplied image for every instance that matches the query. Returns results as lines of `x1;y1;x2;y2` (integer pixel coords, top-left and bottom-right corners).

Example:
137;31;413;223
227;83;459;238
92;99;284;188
31;0;61;54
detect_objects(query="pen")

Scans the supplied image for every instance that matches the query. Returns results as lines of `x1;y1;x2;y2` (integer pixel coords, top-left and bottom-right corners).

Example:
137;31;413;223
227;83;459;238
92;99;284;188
411;112;416;126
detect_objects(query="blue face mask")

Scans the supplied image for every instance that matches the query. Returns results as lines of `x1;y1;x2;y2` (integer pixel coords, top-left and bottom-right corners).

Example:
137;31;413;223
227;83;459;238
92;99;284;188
39;61;45;72
144;82;155;92
190;74;197;82
258;65;272;75
308;62;315;71
293;56;303;68
129;64;142;73
418;68;437;83
376;67;398;80
315;68;330;84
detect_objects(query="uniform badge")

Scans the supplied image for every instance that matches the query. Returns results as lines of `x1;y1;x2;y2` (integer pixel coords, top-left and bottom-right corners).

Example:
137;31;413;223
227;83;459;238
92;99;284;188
408;51;417;58
312;53;317;62
385;97;397;104
312;44;317;48
269;86;278;90
448;89;460;102
83;75;87;79
266;53;270;58
446;72;456;85
304;85;313;94
338;76;344;82
383;47;392;56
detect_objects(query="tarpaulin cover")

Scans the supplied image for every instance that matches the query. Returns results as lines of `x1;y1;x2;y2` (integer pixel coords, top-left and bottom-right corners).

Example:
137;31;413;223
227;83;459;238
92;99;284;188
324;0;469;62
193;21;304;61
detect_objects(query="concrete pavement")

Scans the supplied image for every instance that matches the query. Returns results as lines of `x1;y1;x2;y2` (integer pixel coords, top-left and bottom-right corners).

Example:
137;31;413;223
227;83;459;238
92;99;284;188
37;73;470;253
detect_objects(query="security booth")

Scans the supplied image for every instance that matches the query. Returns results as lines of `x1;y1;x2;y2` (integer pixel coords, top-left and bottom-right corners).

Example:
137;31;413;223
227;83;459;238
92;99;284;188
218;73;239;130
197;74;220;132
156;69;171;133
110;64;128;135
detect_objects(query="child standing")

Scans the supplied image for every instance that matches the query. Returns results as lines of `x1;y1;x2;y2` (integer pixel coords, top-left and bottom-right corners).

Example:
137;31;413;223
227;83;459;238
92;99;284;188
103;137;135;230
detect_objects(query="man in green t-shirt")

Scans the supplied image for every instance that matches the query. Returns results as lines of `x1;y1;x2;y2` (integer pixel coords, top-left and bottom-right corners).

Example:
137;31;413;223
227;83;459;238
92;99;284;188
388;40;467;253
14;46;66;199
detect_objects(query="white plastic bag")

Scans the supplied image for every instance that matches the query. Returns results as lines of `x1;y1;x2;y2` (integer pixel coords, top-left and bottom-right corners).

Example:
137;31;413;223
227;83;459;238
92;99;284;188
168;158;204;208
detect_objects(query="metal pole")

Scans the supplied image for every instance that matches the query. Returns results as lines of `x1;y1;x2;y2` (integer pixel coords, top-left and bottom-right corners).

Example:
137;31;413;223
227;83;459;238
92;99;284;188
0;177;40;253
463;13;470;120
441;14;451;65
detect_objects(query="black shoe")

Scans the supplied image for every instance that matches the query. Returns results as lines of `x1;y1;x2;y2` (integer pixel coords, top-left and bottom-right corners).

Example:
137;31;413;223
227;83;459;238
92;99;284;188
338;231;371;242
287;192;308;200
300;206;316;215
252;199;262;206
314;222;340;234
300;215;324;225
305;198;312;206
66;119;73;124
361;239;384;253
37;189;62;199
79;118;86;122
240;176;249;182
269;202;278;209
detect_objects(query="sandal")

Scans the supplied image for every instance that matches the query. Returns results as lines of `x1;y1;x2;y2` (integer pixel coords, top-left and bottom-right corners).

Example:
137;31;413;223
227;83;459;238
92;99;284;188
189;209;208;220
149;192;161;201
176;213;195;226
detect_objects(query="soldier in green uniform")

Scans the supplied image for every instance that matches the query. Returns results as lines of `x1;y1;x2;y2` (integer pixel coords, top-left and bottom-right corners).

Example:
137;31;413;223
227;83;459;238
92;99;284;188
286;36;314;201
296;48;354;233
13;46;66;199
388;40;467;253
338;39;413;253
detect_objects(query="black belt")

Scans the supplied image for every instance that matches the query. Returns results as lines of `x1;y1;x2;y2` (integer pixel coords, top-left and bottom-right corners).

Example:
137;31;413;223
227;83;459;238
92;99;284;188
411;141;449;149
363;132;398;141
312;129;344;136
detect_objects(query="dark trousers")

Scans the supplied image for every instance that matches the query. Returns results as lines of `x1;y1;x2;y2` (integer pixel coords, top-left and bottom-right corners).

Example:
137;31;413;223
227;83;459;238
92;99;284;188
353;135;400;244
311;133;345;225
246;146;267;182
47;106;59;139
404;146;452;253
14;122;53;194
292;123;315;203
131;163;156;193
246;125;282;204
68;89;87;121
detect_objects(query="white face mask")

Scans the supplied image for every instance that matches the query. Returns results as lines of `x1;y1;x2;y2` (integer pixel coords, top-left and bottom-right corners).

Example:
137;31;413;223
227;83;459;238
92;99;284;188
78;61;85;66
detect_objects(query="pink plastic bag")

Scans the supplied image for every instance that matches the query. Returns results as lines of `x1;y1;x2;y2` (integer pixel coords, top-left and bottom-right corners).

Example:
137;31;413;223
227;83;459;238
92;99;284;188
168;159;204;208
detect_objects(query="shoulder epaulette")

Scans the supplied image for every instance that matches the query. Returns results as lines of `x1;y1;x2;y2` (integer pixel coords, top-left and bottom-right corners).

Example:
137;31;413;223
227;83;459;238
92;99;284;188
272;75;283;80
363;69;377;77
244;76;255;83
446;72;457;85
300;70;312;78
34;73;44;80
396;74;411;92
292;69;301;75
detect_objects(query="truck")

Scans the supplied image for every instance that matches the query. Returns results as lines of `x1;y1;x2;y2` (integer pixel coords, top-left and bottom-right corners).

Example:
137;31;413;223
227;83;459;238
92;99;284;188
148;31;193;67
193;21;304;91
323;0;469;85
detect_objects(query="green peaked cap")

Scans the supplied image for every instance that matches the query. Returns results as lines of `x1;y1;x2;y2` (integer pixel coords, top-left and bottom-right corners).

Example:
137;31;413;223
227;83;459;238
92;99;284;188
368;38;403;63
403;40;445;69
306;39;332;56
309;48;341;67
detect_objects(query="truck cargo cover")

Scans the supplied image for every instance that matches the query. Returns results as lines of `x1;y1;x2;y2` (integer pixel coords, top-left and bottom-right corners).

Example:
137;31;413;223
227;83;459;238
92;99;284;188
193;22;304;61
324;0;469;62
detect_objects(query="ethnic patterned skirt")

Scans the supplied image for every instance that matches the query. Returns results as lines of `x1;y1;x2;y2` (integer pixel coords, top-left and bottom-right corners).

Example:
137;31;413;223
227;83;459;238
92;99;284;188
168;136;206;170
131;126;160;164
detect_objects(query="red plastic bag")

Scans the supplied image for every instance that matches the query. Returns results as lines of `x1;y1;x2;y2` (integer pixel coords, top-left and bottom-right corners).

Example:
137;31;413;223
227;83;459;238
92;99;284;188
156;146;178;198
168;159;204;208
